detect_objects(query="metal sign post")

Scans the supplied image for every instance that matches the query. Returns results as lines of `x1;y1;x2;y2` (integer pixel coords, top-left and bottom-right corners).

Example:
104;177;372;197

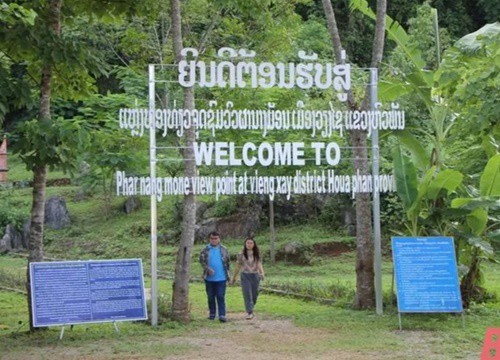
149;64;158;327
370;68;383;315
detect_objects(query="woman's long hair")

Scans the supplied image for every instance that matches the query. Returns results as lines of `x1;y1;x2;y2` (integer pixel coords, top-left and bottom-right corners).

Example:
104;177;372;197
242;237;260;262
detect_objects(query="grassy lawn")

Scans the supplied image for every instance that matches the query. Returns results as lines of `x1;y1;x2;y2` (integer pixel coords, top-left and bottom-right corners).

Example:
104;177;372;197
1;248;499;359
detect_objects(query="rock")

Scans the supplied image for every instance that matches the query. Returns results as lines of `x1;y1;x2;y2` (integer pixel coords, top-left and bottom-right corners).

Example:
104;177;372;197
283;241;299;254
193;198;262;242
0;230;12;253
259;194;325;225
0;224;24;253
276;241;312;265
195;201;210;222
123;196;142;214
44;196;71;229
195;208;260;243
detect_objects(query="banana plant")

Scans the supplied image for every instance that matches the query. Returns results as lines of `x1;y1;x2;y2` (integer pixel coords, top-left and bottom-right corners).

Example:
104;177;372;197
392;145;463;236
450;154;500;306
353;0;499;306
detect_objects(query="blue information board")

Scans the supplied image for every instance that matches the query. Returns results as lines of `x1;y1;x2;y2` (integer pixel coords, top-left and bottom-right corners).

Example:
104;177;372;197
392;237;463;313
30;259;148;327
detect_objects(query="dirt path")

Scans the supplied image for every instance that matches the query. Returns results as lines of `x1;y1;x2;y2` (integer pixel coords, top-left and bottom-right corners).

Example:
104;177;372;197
156;313;458;360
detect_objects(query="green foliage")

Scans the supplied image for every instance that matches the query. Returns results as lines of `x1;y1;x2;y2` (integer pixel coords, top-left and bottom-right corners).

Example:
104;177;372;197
317;195;350;231
480;154;500;197
392;143;467;236
379;192;406;237
452;155;500;240
351;0;425;70
392;145;418;209
209;197;238;217
436;23;500;142
62;93;149;201
406;3;448;69
478;0;500;23
12;116;90;173
431;0;484;38
426;169;463;200
146;292;172;325
378;9;496;286
436;23;500;304
447;156;500;305
392;130;430;170
0;190;29;231
0;3;36;123
294;17;332;59
0;2;37;26
0;62;35;127
0;205;27;232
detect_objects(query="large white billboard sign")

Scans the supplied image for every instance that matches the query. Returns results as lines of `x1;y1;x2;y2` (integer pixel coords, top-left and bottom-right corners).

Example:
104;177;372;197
116;48;405;201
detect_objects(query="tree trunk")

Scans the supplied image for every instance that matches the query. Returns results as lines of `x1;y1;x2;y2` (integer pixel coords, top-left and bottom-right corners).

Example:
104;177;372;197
26;0;62;332
370;0;387;70
352;131;375;308
351;0;386;310
27;163;47;330
322;0;386;309
321;0;356;108
170;0;196;323
321;0;344;64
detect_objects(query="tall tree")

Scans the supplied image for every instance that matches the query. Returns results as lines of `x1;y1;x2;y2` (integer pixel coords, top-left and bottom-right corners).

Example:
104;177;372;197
321;0;386;309
24;0;62;331
1;0;139;331
170;0;197;323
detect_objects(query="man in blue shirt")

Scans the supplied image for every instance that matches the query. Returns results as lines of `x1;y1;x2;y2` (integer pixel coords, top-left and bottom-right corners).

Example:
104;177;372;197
199;231;230;322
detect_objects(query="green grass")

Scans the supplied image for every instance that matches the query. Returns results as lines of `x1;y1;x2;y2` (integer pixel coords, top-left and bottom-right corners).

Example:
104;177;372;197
1;277;497;359
483;258;500;298
1;222;499;360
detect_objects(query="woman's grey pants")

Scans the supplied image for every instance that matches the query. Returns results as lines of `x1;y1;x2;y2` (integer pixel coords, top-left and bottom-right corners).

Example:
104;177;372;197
240;272;260;314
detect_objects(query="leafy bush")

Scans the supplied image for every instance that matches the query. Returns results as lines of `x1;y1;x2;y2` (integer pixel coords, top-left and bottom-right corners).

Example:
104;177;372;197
209;197;238;218
317;195;352;231
0;191;29;231
146;292;172;325
379;193;406;236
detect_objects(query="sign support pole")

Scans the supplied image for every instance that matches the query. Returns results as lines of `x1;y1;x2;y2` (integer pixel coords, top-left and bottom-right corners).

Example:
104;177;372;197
149;64;158;327
370;68;383;315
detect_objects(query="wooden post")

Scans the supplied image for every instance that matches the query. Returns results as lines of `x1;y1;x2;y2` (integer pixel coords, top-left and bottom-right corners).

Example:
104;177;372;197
0;136;7;183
